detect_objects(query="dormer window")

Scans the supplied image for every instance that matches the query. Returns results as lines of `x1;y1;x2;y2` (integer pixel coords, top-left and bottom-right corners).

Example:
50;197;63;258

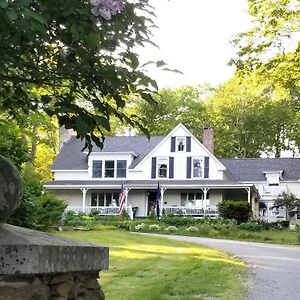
92;159;127;178
176;137;185;151
105;160;115;178
157;157;168;178
92;161;102;178
264;171;283;186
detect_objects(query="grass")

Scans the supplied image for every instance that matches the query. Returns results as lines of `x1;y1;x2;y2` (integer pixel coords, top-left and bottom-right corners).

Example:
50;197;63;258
157;227;300;245
58;230;246;300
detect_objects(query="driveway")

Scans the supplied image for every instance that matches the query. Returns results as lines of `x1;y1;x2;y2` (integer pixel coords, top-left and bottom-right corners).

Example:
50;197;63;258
145;234;300;300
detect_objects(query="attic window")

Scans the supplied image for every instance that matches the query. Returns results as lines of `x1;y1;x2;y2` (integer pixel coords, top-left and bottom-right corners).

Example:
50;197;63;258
264;171;283;186
176;137;185;151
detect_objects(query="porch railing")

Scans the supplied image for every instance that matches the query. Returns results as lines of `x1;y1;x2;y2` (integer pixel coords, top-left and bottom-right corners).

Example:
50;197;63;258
66;205;218;217
67;206;119;215
163;206;218;216
66;205;134;219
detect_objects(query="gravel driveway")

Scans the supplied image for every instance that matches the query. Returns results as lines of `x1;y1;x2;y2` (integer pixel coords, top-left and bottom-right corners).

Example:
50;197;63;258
143;234;300;300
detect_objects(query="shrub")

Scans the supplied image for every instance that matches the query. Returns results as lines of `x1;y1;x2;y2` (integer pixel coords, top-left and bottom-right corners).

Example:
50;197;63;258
238;222;263;232
186;226;198;232
35;193;67;230
135;223;148;230
63;211;87;227
149;224;161;231
164;226;177;232
217;200;251;224
161;215;195;227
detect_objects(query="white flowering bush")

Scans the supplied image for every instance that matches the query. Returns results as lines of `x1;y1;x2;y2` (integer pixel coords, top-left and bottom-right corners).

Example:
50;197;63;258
164;226;177;232
135;223;147;230
149;224;161;231
185;226;199;232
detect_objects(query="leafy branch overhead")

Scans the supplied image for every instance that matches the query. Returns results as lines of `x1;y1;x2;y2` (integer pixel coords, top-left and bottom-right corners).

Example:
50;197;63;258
0;0;160;151
231;0;300;87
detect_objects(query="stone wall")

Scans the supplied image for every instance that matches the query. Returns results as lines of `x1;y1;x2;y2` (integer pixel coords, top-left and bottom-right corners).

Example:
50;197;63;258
0;271;104;300
0;155;109;300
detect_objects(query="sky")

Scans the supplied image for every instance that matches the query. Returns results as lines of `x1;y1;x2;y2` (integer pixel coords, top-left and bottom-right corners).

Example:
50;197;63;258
139;0;252;89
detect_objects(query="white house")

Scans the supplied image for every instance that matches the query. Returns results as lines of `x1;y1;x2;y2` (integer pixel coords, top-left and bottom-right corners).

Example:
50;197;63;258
45;124;300;222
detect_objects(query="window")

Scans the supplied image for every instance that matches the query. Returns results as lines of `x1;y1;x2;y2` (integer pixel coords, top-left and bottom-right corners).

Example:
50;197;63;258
91;192;118;207
92;161;102;178
117;160;127;178
181;192;209;206
176;137;185;151
92;159;127;178
193;157;204;178
105;160;115;178
91;193;104;206
157;157;168;178
264;172;281;186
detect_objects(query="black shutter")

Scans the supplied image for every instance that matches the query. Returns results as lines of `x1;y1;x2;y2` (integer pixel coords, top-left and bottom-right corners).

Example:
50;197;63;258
186;157;192;178
169;157;174;178
186;136;191;152
171;136;176;152
151;157;157;179
204;157;209;178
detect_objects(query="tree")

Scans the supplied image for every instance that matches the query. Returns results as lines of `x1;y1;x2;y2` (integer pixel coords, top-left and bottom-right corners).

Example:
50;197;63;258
136;85;212;138
0;115;28;169
273;192;300;220
0;0;160;151
231;0;300;82
207;75;299;158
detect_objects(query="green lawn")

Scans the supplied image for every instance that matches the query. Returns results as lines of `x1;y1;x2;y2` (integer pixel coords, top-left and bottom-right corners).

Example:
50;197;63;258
58;230;246;300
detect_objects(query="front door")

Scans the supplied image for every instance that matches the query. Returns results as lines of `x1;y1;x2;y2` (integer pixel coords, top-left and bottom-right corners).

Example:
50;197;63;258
147;191;157;216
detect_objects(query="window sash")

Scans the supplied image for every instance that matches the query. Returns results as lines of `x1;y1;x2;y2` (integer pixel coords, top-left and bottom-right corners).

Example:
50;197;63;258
92;161;102;178
176;136;186;152
193;157;204;178
157;158;168;178
117;160;127;178
105;160;115;178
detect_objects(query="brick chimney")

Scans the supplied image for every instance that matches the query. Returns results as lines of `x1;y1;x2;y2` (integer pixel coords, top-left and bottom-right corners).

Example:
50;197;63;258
202;128;214;153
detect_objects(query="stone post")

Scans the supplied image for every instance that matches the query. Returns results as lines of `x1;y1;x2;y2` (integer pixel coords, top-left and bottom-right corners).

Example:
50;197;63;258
0;155;109;300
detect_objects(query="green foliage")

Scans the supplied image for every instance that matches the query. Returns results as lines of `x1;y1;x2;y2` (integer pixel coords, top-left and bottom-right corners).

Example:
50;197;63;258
8;171;66;230
0;117;28;169
136;85;211;138
273;192;300;218
0;0;160;150
238;222;263;232
35;193;67;231
217;200;251;224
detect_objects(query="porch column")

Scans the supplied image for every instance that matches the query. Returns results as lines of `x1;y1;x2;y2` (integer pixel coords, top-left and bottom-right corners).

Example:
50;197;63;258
125;188;130;208
245;187;251;204
80;188;89;213
160;188;166;216
202;188;210;212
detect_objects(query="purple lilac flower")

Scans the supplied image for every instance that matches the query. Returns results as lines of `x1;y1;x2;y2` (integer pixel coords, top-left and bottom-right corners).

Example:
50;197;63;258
90;0;126;20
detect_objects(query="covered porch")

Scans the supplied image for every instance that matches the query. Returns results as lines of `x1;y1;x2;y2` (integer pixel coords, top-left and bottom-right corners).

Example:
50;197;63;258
44;180;258;219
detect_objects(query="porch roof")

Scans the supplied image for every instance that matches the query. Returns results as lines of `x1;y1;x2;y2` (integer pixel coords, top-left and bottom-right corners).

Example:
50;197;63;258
44;179;255;190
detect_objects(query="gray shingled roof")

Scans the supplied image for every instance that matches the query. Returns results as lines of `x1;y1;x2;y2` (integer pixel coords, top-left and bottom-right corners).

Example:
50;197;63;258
221;158;300;182
51;135;165;170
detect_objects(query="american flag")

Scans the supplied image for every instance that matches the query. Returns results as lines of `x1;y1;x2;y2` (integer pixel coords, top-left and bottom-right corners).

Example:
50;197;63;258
118;183;126;215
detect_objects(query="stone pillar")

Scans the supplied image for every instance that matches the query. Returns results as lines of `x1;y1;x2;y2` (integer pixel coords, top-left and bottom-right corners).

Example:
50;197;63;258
0;155;109;300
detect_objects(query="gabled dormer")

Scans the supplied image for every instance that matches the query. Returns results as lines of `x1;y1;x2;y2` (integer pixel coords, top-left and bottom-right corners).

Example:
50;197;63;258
88;152;135;179
131;123;226;180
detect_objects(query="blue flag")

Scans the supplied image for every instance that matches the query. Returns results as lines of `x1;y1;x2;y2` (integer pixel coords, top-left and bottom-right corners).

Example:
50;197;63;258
156;182;161;219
